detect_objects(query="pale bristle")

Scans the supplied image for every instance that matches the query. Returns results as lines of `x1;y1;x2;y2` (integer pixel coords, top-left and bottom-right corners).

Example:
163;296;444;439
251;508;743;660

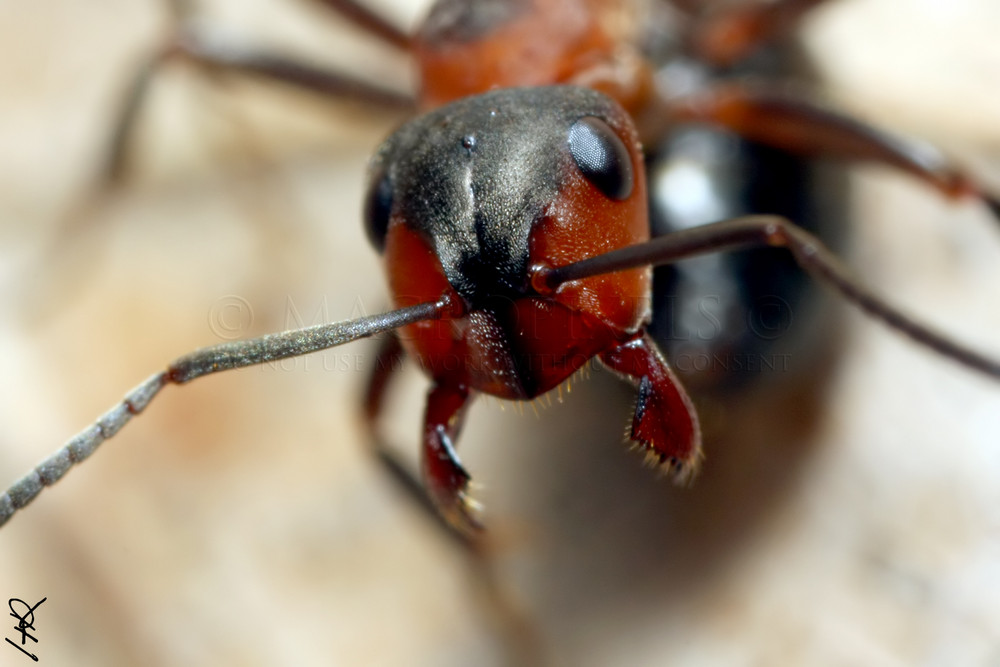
621;424;704;486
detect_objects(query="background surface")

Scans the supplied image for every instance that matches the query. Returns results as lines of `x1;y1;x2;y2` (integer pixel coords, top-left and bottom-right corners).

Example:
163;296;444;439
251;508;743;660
0;0;998;665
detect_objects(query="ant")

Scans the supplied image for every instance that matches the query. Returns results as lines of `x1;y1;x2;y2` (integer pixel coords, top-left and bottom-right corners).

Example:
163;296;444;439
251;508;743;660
2;0;999;663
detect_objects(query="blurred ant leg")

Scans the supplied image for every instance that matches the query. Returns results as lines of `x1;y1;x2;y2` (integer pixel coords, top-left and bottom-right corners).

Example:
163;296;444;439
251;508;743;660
102;49;171;185
660;0;698;16
14;20;419;320
97;0;191;180
360;337;543;666
34;46;165;261
688;0;833;66
14;20;412;321
670;84;1000;217
106;24;412;180
544;215;1000;380
300;0;412;51
360;333;464;540
362;332;405;425
361;334;484;545
103;23;414;186
168;29;416;315
19;41;182;323
598;333;702;482
173;26;415;109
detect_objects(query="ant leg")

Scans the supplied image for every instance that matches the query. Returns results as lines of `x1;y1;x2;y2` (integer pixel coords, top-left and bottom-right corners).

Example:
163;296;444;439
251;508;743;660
300;0;412;51
419;396;548;664
543;215;1000;380
102;20;414;186
363;335;489;543
360;337;543;664
685;0;833;66
101;48;170;185
360;333;463;539
421;384;482;539
363;332;405;426
22;16;417;319
362;333;483;544
92;0;415;188
171;26;415;110
668;84;1000;218
599;333;702;481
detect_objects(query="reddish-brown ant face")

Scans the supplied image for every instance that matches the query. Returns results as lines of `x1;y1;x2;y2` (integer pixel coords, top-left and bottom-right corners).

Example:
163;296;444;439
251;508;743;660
369;86;650;397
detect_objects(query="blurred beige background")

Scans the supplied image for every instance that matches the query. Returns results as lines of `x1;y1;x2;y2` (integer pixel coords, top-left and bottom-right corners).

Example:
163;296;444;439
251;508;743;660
0;0;998;665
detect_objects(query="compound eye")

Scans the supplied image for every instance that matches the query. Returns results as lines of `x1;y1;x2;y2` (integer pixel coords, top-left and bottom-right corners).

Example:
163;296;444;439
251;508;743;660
568;117;634;201
363;163;393;252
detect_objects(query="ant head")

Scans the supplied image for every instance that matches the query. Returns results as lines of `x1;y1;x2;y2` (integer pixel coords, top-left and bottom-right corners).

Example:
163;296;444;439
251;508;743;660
363;85;647;308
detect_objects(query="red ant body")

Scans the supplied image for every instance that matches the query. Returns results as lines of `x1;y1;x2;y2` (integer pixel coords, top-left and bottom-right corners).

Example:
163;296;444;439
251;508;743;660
368;86;701;533
2;0;1000;663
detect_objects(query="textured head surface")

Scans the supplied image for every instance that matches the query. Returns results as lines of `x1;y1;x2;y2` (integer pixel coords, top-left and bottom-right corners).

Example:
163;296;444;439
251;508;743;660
368;85;635;305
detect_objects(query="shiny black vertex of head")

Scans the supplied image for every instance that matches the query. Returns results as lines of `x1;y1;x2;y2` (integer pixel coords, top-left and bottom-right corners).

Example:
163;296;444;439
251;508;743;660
365;85;634;307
